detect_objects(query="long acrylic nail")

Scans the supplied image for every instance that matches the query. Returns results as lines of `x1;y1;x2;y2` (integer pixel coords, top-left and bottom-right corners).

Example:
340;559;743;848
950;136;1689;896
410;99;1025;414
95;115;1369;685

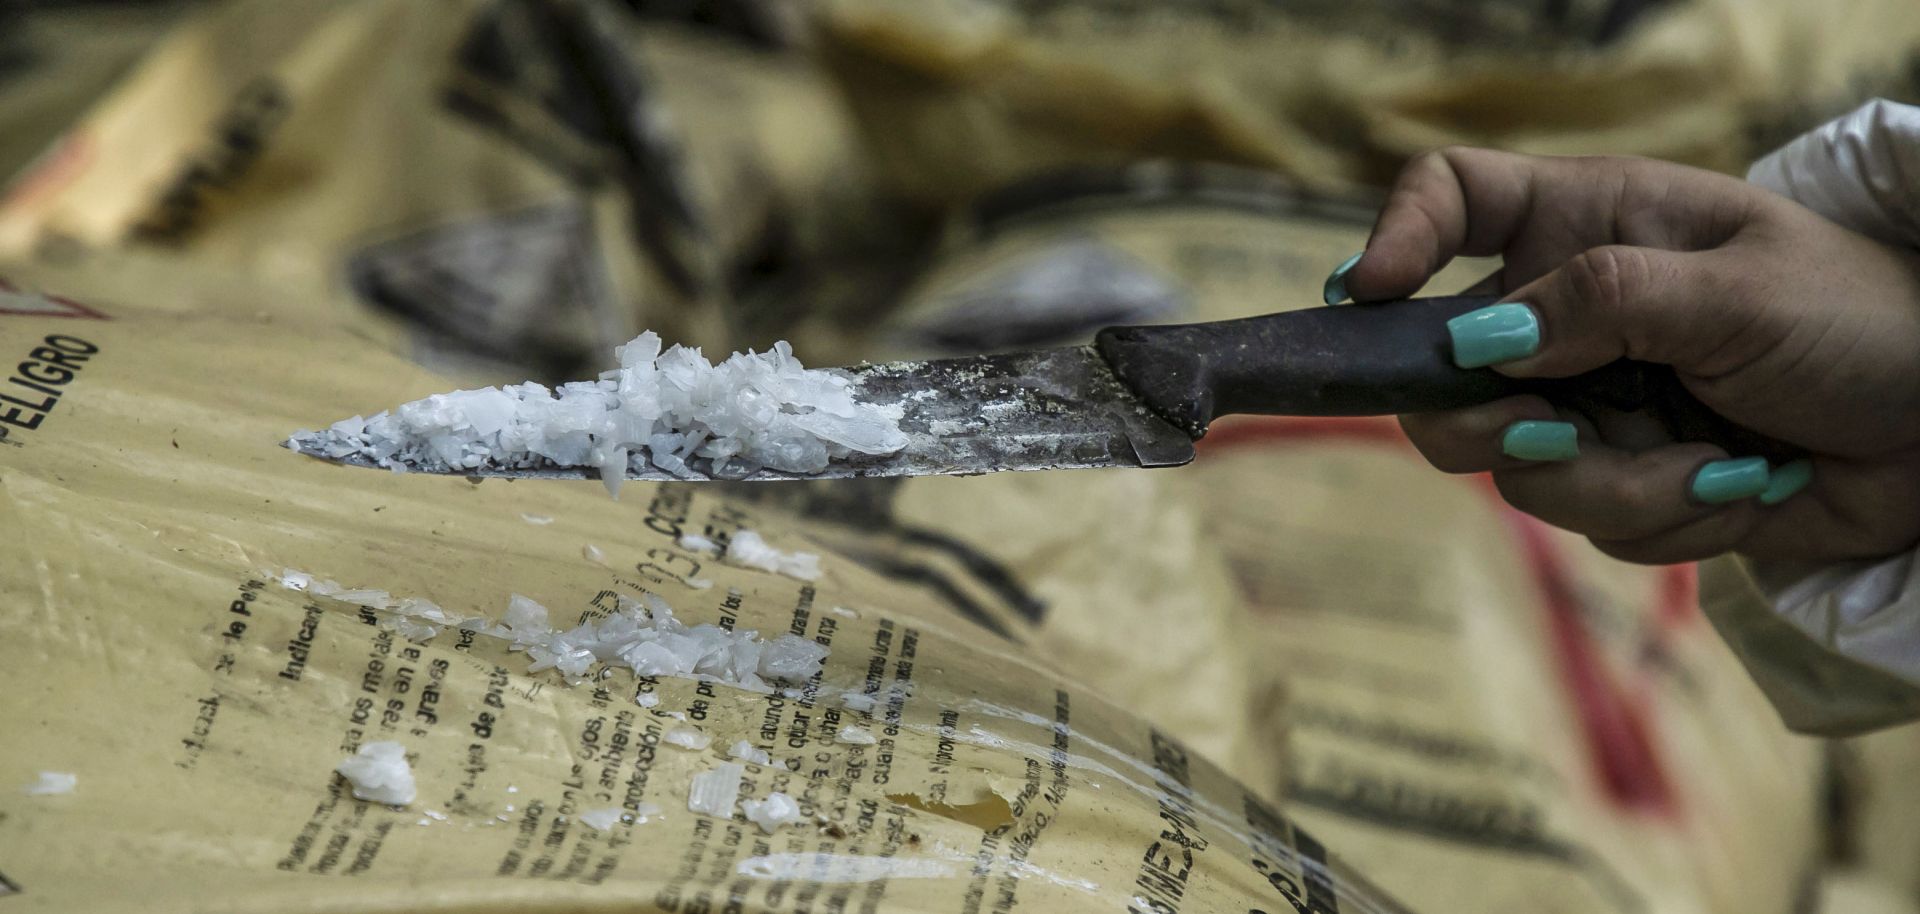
1322;252;1364;305
1500;420;1579;461
1758;458;1812;506
1689;457;1770;505
1446;302;1541;368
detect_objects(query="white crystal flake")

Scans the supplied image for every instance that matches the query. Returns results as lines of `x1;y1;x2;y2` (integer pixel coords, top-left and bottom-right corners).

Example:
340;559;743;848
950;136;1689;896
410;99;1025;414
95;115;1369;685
724;530;822;581
680;529;822;581
336;741;416;805
728;740;772;766
839;690;877;713
23;771;76;796
664;726;712;751
582;802;663;830
740;792;804;833
688;763;746;818
836;726;877;746
578;807;627;830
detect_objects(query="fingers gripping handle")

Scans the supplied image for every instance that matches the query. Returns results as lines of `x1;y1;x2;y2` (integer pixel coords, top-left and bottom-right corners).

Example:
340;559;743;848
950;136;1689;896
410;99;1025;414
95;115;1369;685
1093;295;1800;461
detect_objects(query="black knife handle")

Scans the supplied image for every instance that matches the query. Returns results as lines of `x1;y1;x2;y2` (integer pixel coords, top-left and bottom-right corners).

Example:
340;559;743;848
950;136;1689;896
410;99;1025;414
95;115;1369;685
1094;294;1800;461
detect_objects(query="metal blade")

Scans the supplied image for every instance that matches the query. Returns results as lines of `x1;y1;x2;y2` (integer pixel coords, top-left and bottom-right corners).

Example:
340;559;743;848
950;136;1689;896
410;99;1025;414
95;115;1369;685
287;346;1196;482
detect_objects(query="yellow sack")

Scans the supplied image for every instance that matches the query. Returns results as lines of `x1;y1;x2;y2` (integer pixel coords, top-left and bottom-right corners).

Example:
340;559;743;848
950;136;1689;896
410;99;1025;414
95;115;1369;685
0;0;889;374
815;0;1920;206
0;288;1407;914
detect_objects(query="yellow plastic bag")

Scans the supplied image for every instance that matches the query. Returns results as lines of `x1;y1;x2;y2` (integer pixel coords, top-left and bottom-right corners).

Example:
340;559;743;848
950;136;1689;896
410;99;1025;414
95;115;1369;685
0;290;1406;914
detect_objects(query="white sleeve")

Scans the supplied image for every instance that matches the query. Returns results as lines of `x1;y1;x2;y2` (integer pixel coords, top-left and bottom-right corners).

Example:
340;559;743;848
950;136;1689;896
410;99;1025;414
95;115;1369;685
1748;555;1920;680
1720;98;1920;709
1746;98;1920;247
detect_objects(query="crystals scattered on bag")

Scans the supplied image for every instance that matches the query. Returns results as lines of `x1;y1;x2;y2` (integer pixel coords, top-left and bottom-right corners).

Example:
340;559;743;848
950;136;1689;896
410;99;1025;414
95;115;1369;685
269;571;829;692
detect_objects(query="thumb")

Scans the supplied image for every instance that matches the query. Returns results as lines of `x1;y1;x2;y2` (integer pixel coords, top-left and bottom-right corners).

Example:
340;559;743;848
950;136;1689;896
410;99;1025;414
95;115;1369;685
1458;245;1748;379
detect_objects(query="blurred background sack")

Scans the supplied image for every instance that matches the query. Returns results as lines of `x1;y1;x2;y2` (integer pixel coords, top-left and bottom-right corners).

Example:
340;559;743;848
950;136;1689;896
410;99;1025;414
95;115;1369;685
6;1;1920;912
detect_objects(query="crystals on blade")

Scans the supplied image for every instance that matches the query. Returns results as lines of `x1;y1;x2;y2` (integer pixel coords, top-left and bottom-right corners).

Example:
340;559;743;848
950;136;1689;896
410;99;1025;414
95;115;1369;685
291;332;909;485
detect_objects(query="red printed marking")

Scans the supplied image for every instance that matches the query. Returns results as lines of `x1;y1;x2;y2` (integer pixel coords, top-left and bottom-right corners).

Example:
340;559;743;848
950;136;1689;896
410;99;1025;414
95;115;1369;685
0;281;108;320
1498;506;1676;813
1199;415;1681;814
1657;563;1698;628
0;131;92;213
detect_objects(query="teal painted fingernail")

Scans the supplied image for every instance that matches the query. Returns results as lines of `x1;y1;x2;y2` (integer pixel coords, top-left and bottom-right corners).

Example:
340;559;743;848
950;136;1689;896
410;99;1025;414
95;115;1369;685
1500;420;1580;461
1446;302;1541;368
1689;457;1771;505
1322;251;1364;304
1759;458;1812;506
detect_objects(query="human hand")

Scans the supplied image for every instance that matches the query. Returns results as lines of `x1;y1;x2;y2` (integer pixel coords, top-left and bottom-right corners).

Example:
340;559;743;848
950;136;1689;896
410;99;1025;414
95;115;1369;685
1322;147;1920;564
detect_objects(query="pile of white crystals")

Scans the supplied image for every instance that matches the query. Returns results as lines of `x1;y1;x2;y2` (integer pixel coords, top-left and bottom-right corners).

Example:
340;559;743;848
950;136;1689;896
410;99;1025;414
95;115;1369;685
292;332;909;492
337;741;416;805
